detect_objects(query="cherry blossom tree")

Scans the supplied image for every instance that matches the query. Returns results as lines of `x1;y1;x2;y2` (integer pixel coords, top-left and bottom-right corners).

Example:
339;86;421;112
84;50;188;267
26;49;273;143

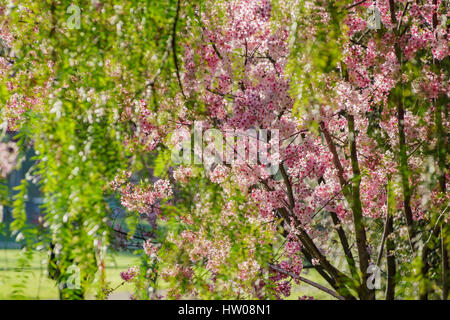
1;0;448;300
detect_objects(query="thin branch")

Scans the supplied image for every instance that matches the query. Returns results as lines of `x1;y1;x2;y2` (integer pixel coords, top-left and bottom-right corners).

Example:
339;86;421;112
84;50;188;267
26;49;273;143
331;210;360;286
280;164;295;209
277;205;357;299
193;11;223;60
344;0;369;12
329;132;371;160
388;0;398;25
319;122;348;189
111;227;152;242
206;87;237;99
385;209;396;299
301;249;336;286
133;35;172;101
375;182;397;300
265;53;280;77
211;42;223;60
268;264;345;300
419;206;448;300
424;206;448;247
441;224;449;300
172;0;186;100
244;38;248;66
350;38;368;49
319;122;362;288
260;181;356;299
397;1;411;30
376;190;391;267
280;129;308;142
310;181;349;219
407;140;423;158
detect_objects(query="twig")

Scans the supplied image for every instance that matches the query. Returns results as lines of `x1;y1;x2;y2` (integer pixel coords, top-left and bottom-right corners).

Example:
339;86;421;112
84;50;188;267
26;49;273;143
172;0;186;100
407;140;423;158
397;1;411;31
311;181;350;219
376;202;390;267
350;38;368;49
424;206;448;247
280;164;295;209
268;264;345;300
344;0;369;12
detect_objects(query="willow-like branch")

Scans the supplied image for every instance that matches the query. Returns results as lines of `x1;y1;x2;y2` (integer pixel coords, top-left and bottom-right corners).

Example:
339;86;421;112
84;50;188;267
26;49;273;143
172;0;186;100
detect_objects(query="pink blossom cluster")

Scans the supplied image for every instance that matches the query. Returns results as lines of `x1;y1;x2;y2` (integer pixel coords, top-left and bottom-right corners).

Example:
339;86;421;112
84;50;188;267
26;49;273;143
120;266;139;282
111;172;172;215
123;0;448;298
173;165;193;184
143;239;159;258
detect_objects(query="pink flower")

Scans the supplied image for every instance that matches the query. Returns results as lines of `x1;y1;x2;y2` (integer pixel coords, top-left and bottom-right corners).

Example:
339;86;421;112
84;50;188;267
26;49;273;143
120;266;138;282
143;240;159;258
173;166;193;183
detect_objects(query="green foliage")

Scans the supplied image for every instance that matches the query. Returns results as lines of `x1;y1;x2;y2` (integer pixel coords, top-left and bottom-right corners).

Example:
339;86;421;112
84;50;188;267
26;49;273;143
0;0;200;299
153;173;277;299
287;0;353;120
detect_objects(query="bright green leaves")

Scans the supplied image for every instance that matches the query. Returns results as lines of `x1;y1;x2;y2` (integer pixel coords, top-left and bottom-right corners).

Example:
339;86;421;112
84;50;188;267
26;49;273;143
287;0;353;121
155;174;276;299
10;179;28;235
1;0;186;299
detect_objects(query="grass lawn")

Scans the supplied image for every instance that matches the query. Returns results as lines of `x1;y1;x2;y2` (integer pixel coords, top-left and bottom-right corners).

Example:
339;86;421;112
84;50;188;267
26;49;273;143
0;249;139;300
0;249;335;300
290;269;337;300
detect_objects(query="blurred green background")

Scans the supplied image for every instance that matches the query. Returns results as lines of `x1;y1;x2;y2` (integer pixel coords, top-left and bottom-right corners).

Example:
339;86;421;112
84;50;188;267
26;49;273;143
0;249;138;300
0;249;331;300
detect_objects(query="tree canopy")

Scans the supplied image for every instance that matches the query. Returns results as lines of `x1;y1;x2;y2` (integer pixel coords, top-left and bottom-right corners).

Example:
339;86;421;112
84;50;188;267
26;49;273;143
0;0;448;300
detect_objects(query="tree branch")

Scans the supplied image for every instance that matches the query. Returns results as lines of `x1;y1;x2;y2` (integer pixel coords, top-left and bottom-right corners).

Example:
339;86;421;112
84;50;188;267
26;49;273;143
279;164;295;209
260;178;356;299
319;122;361;287
344;0;369;12
382;177;396;299
172;0;186;100
319;122;348;189
347;114;373;300
385;211;396;300
388;0;416;254
278;162;358;298
276;205;357;300
442;224;449;300
268;264;345;300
